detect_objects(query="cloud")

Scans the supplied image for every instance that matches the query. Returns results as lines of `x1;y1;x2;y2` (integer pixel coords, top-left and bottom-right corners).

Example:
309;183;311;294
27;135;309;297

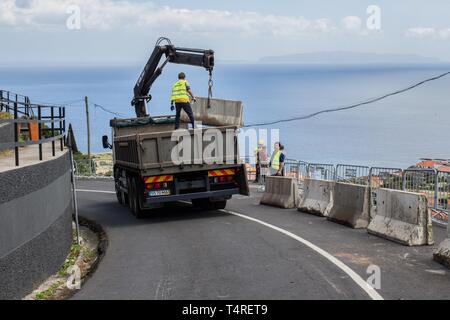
0;0;344;37
406;27;450;40
342;16;362;31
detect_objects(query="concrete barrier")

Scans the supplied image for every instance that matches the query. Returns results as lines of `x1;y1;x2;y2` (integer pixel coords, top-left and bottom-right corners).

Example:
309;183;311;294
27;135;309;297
260;176;300;209
180;97;243;127
434;224;450;267
368;188;433;246
327;182;370;228
297;179;334;217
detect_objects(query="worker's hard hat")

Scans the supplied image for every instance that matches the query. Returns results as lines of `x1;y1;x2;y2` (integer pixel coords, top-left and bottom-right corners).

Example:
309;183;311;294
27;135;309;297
258;140;265;146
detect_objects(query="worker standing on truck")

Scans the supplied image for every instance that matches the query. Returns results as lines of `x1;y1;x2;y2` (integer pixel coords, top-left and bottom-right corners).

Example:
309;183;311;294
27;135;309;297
171;72;196;129
269;142;285;176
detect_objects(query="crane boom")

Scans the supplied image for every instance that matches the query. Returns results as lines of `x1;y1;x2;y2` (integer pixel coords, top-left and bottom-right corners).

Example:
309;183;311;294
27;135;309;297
132;37;214;118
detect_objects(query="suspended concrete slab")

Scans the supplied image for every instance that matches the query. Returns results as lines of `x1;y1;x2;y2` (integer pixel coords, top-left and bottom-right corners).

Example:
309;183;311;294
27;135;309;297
180;97;244;127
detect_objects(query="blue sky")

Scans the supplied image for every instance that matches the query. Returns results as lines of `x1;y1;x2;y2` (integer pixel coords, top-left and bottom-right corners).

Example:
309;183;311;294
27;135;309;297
1;0;449;66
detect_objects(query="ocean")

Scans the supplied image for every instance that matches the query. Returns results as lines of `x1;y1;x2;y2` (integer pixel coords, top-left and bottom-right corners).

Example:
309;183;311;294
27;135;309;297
1;63;450;168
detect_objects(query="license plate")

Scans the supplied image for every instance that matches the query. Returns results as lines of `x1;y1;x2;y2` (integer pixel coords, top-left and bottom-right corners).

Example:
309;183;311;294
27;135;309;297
148;190;171;197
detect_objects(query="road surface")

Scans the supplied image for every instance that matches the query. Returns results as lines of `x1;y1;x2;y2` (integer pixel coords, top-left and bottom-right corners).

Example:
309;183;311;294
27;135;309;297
73;179;450;300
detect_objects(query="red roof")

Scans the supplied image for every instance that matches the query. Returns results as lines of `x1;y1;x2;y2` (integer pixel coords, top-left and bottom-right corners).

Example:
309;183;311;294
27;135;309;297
437;165;450;172
416;160;447;168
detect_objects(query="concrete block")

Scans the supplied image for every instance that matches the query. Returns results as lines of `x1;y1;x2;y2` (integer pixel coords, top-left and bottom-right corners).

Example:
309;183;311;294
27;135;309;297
327;182;370;229
260;176;300;209
298;178;335;217
180;97;243;127
434;237;450;268
368;188;433;246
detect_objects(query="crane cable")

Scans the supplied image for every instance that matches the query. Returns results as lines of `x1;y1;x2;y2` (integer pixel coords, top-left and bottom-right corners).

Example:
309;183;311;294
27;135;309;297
244;71;450;128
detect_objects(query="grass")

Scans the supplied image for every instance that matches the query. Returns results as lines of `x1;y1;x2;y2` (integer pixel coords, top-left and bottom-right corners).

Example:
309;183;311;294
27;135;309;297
35;281;63;300
0;112;12;119
58;243;81;277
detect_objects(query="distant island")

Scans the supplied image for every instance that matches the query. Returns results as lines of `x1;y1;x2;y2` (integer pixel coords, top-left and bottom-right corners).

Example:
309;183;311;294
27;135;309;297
259;51;444;64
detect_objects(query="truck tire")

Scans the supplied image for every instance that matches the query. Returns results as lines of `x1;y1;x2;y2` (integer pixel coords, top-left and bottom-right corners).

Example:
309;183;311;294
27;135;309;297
115;169;128;206
129;176;145;219
213;200;227;210
127;176;135;213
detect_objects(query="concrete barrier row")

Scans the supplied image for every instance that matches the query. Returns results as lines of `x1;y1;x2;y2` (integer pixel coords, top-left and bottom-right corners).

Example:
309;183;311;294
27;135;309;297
295;178;433;246
260;176;300;209
298;179;370;228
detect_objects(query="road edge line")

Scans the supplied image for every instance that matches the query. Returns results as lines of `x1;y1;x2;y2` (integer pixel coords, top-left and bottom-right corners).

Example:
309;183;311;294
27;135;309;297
220;209;384;301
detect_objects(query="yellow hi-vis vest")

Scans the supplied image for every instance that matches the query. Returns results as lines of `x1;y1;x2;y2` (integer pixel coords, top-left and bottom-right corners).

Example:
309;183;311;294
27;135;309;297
270;151;281;170
171;80;190;103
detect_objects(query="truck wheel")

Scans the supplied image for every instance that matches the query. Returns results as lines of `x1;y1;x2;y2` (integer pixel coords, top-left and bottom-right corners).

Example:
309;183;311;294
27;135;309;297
115;169;128;206
127;176;136;214
116;185;128;206
213;200;227;210
130;176;145;219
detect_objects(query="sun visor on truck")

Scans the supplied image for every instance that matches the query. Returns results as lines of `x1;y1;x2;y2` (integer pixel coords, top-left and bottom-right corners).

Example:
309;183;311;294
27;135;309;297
180;97;244;127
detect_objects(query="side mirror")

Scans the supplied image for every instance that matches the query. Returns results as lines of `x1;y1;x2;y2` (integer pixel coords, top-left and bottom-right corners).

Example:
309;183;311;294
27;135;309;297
102;135;112;149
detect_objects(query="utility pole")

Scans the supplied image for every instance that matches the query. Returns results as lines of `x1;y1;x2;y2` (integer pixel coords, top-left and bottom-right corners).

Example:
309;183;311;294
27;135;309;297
85;96;91;162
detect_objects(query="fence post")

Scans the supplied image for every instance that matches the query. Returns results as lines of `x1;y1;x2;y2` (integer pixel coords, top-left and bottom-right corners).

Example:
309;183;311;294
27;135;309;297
59;107;63;151
51;107;55;157
14;102;19;166
434;169;439;210
402;172;406;191
38;106;42;161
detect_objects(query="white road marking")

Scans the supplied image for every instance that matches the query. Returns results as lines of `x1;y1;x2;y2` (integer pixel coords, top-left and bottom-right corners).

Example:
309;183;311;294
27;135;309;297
76;189;383;300
76;189;116;194
220;209;384;301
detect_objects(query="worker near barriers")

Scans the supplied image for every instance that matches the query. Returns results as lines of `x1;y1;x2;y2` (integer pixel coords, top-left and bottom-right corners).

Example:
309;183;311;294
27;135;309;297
269;142;285;176
171;72;196;129
254;140;269;183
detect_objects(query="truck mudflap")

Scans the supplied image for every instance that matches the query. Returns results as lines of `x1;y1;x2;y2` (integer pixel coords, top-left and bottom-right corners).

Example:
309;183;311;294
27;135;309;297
237;164;250;196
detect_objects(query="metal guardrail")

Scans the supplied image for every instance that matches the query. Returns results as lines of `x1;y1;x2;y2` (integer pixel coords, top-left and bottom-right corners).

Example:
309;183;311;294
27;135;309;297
0;90;66;166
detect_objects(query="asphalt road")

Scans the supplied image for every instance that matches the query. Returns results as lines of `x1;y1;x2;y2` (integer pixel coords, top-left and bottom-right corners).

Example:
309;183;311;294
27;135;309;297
73;179;450;300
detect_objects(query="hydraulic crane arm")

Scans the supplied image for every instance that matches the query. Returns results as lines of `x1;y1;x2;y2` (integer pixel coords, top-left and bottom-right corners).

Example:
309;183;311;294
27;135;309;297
132;37;215;118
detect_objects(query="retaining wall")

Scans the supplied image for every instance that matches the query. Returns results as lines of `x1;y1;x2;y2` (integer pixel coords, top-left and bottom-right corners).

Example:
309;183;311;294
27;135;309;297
0;151;72;299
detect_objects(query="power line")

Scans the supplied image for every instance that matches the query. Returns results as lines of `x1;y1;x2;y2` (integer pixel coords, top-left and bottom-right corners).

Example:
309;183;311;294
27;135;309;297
91;101;127;117
244;71;450;128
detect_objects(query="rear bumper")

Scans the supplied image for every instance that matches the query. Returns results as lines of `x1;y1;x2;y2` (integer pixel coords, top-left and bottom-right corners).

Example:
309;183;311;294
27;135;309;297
143;188;240;205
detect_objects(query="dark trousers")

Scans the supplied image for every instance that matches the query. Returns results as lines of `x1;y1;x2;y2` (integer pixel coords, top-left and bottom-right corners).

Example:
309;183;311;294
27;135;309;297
175;102;195;129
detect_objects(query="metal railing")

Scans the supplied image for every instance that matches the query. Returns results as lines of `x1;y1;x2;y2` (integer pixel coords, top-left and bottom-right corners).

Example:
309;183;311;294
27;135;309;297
335;164;370;185
0;90;66;166
307;163;336;181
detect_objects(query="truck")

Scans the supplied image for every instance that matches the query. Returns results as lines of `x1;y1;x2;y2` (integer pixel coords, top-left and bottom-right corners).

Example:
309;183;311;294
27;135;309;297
102;37;249;217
